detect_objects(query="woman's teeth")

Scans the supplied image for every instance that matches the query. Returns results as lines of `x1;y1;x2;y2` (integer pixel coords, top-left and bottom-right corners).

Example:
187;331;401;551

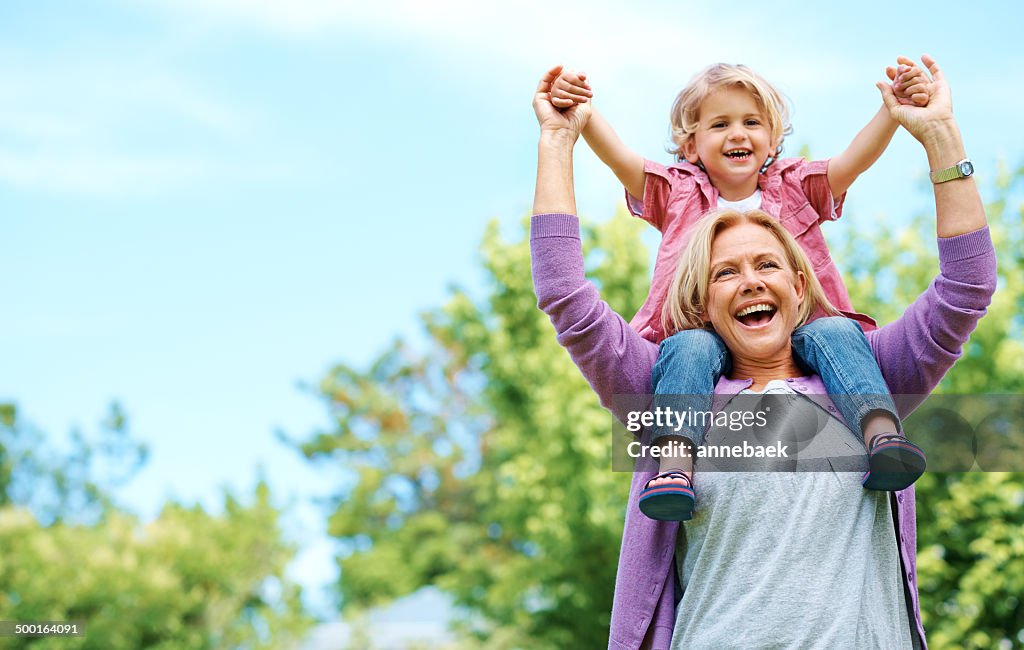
736;304;777;326
737;304;774;317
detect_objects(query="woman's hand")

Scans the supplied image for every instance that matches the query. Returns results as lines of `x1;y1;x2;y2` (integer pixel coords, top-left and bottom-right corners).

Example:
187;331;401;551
878;54;984;238
876;54;954;146
534;65;592;142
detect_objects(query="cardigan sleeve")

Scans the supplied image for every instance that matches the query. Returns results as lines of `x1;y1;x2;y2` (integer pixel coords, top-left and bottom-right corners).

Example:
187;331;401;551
530;213;659;423
867;226;997;416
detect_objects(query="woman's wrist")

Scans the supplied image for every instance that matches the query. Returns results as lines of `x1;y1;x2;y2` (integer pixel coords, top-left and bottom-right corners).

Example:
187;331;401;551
538;129;578;150
534;130;578;215
919;118;966;169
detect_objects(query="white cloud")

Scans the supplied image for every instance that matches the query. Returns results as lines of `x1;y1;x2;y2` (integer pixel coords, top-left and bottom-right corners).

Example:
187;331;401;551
136;0;865;108
141;0;727;68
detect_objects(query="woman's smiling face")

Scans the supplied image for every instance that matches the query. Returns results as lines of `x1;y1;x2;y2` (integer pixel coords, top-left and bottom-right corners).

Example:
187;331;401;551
704;221;806;365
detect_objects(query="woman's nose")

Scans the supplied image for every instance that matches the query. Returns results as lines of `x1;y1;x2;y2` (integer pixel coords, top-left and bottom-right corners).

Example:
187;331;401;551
740;268;765;292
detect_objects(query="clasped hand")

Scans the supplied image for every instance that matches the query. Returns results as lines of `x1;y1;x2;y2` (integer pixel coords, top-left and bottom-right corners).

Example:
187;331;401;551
533;65;591;142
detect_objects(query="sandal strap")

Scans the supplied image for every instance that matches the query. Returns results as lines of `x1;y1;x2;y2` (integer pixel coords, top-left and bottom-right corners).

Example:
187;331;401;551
646;470;692;489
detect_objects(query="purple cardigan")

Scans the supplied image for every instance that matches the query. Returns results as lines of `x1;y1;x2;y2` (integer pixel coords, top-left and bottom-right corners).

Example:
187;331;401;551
530;213;996;650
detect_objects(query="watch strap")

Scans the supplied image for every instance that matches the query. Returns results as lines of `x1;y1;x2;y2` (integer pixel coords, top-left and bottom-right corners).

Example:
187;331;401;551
930;159;971;184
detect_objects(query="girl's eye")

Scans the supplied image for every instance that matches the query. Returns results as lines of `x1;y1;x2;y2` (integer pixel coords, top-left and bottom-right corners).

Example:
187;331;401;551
711;122;727;129
745;119;761;127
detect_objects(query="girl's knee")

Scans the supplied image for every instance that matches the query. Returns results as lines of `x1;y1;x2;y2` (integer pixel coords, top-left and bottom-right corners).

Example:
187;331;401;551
659;328;725;357
799;316;863;338
654;328;728;385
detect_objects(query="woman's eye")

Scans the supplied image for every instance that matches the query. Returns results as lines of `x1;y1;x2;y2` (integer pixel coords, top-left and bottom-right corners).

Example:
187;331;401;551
759;261;779;270
715;268;735;279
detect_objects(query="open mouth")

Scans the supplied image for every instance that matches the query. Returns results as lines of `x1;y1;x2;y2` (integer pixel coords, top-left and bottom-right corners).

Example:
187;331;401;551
724;148;752;161
735;302;777;328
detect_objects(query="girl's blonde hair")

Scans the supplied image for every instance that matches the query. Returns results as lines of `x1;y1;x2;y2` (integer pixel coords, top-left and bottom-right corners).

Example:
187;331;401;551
668;63;792;160
661;209;839;335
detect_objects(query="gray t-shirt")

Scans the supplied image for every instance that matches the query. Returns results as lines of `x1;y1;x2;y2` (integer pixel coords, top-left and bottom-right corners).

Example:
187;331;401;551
671;381;914;649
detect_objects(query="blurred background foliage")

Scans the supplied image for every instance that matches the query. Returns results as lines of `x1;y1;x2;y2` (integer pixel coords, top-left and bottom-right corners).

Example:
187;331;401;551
2;166;1021;648
0;404;312;649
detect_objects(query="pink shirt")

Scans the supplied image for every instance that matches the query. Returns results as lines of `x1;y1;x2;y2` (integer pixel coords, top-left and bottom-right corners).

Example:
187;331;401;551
628;157;876;343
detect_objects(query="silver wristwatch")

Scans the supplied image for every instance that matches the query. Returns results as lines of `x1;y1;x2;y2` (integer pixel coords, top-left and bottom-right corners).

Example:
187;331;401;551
930;159;974;184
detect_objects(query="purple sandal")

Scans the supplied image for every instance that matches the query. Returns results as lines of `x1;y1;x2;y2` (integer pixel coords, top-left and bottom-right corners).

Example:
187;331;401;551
638;470;695;521
862;432;927;492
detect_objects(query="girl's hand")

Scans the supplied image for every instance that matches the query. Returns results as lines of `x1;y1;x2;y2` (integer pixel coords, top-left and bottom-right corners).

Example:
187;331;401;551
550;68;593;109
877;55;953;143
886;56;932;107
534;65;592;140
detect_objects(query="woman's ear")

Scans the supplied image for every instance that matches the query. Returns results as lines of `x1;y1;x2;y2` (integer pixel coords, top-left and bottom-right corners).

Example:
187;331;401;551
795;270;807;305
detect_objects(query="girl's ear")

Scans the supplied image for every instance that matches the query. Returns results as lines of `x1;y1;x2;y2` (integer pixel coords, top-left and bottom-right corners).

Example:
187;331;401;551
760;140;784;174
682;136;700;164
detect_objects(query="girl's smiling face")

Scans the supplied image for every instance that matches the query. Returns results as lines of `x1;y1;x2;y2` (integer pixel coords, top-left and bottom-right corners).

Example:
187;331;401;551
683;86;780;201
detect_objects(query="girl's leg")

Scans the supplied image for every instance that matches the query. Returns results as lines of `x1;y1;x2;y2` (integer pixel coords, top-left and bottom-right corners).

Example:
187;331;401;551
790;317;926;490
640;328;730;520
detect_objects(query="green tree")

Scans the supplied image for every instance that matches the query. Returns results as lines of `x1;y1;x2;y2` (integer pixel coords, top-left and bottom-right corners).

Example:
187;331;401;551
293;212;649;649
303;167;1023;648
0;404;313;649
0;402;145;525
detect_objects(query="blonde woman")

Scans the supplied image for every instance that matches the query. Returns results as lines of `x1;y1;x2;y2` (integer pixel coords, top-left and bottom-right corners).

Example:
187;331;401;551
531;56;994;648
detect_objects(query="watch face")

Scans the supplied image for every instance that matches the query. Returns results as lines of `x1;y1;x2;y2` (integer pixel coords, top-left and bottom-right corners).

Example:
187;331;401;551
959;161;974;176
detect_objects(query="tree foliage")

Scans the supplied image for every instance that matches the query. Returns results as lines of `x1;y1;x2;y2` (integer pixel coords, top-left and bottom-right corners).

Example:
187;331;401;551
0;404;312;649
304;166;1023;648
295;213;649;649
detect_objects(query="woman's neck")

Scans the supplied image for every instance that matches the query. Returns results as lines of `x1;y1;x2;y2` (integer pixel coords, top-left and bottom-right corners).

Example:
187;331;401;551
729;356;805;391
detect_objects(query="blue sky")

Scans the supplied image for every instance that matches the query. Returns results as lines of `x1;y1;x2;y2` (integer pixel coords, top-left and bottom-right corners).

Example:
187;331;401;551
3;0;1022;633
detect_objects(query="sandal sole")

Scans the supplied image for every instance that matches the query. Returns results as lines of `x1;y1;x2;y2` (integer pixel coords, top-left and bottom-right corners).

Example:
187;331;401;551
639;487;695;521
863;444;927;492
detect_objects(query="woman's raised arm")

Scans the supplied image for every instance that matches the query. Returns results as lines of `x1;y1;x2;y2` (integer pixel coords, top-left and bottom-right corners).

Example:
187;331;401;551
530;67;659;421
867;55;996;410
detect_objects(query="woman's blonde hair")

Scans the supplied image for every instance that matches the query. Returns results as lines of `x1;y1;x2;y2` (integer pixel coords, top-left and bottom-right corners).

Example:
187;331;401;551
661;209;839;335
668;63;792;160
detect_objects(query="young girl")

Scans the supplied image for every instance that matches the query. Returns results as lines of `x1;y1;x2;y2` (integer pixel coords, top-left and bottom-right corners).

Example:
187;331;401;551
549;61;931;521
